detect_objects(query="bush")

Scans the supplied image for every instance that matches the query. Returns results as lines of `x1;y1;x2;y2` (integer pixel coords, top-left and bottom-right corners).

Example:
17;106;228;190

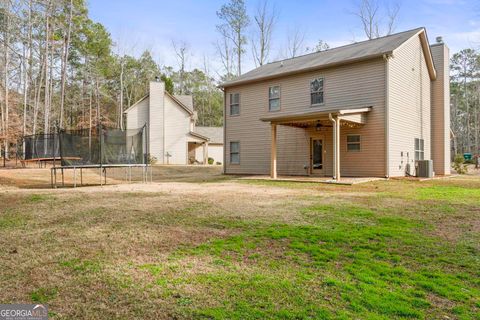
147;154;157;165
208;157;214;165
452;154;468;174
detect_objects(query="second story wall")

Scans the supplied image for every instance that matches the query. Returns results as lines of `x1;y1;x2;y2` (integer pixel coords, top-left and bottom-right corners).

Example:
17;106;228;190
164;94;191;164
224;58;386;176
388;34;432;176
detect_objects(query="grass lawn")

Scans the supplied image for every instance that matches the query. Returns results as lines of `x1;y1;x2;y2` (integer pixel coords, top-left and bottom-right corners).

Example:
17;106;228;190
0;167;479;319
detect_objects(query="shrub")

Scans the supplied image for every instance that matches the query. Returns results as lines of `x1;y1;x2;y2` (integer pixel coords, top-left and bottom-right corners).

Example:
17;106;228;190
147;154;157;165
452;154;468;174
208;157;214;165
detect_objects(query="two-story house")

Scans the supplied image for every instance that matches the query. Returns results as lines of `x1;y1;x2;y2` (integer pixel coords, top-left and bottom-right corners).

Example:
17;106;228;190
125;81;224;165
220;27;450;179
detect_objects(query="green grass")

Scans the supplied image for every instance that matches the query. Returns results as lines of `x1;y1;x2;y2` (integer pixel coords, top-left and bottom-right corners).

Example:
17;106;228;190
0;172;479;319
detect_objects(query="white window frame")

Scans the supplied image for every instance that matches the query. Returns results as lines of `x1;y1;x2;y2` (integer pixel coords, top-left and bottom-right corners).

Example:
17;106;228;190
415;138;424;160
230;93;240;116
310;77;324;106
268;86;281;112
347;134;361;152
230;141;240;164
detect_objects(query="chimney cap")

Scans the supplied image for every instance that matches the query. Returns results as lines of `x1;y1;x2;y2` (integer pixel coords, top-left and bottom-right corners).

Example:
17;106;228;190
155;75;160;82
436;36;443;44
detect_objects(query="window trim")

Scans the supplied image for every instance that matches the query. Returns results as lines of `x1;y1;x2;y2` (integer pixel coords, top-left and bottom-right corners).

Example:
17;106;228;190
268;85;281;112
346;134;361;152
229;141;240;164
310;77;325;107
414;138;425;161
229;93;240;116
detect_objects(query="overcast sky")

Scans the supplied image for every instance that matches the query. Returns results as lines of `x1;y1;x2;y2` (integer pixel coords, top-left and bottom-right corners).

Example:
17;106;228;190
89;0;479;75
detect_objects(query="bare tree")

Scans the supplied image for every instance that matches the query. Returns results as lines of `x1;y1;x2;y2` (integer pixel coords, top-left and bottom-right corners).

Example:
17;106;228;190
215;27;235;79
59;0;73;129
251;0;277;67
285;26;305;58
351;0;400;39
172;40;189;94
216;0;249;76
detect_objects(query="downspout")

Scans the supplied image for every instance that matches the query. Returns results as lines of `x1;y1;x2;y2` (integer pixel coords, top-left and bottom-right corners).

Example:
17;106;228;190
383;53;391;178
329;113;337;180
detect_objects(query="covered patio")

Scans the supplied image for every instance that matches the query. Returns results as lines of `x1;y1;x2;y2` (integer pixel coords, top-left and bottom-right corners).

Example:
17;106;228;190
261;107;372;182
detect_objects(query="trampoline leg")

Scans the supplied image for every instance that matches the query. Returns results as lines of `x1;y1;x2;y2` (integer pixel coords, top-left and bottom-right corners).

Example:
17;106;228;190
80;168;83;186
99;167;102;186
61;168;64;187
50;169;53;188
54;168;57;188
104;168;107;185
73;167;77;188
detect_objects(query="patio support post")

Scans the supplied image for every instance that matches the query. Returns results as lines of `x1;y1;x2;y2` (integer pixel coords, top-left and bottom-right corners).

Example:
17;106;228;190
271;123;277;179
329;113;341;181
203;142;209;165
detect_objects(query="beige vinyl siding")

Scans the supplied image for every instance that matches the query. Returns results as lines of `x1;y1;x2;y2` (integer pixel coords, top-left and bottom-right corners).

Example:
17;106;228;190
430;44;451;175
164;94;190;164
225;58;386;176
207;144;224;164
149;82;165;163
388;34;431;177
126;98;148;129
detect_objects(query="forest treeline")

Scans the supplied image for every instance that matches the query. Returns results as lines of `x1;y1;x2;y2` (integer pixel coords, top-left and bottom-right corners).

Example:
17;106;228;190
0;0;478;158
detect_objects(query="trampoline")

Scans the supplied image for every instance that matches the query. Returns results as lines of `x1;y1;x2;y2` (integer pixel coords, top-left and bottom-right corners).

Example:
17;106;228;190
20;125;151;188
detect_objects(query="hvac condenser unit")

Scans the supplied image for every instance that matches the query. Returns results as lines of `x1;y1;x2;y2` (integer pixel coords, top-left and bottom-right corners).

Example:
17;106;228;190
415;160;433;178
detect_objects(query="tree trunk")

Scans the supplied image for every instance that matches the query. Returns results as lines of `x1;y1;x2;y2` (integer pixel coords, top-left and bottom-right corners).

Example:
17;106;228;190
60;0;73;129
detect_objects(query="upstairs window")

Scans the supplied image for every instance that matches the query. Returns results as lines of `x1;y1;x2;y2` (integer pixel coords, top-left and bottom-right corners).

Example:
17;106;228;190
230;141;240;164
230;93;240;116
347;135;361;152
310;78;324;105
415;138;424;160
269;86;281;111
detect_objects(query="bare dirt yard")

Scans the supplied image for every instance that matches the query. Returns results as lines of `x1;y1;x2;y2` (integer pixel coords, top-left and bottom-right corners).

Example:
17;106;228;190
0;165;479;319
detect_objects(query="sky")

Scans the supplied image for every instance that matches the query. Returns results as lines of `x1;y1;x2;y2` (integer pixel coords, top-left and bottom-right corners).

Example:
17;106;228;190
88;0;480;75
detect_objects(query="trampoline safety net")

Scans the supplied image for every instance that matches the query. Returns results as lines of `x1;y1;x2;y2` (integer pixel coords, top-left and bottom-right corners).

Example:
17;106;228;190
59;126;146;166
23;134;60;160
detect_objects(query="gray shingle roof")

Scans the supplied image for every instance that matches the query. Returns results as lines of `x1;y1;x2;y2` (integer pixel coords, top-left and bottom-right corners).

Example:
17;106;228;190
194;127;224;144
173;95;194;112
221;27;424;88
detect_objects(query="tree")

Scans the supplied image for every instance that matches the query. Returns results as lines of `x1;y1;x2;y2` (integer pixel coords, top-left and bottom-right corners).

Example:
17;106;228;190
306;40;330;53
251;0;277;67
216;0;249;76
172;40;189;94
284;26;305;58
351;0;400;39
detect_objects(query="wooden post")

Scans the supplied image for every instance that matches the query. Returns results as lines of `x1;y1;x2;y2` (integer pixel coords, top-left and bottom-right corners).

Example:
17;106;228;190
203;142;209;165
336;118;341;181
271;123;277;179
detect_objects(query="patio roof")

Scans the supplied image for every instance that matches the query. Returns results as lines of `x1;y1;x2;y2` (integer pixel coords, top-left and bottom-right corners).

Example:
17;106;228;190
260;106;372;125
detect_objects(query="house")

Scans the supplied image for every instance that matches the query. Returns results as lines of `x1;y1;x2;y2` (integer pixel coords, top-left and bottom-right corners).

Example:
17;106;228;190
220;27;450;179
124;81;224;165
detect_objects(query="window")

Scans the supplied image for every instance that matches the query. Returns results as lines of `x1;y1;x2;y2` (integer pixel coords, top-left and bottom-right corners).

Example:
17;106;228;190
415;138;424;160
347;135;361;152
230;141;240;164
230;93;240;116
269;86;280;111
310;77;324;105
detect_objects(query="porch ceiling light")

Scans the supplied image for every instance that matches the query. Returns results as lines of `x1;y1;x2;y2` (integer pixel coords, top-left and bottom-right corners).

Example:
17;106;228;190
315;121;322;131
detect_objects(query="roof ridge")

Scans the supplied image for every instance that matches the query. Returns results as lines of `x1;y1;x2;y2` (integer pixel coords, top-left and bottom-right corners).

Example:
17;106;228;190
263;27;425;67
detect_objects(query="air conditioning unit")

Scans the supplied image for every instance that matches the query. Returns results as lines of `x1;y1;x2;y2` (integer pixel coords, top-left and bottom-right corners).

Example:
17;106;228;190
416;160;433;178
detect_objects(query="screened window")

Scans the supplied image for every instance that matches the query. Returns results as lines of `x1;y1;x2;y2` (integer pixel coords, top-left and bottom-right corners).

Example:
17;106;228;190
310;78;324;105
230;141;240;164
269;86;280;111
230;93;240;116
415;138;424;160
347;135;361;152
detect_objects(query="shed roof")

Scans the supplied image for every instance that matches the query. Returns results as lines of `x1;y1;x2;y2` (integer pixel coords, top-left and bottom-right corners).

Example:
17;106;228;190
221;27;435;88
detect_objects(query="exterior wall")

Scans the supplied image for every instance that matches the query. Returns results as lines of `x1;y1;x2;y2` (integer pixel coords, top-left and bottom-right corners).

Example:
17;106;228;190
430;44;451;175
126;98;149;130
164;94;191;165
207;144;224;164
388;34;432;177
149;82;165;163
224;58;386;177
